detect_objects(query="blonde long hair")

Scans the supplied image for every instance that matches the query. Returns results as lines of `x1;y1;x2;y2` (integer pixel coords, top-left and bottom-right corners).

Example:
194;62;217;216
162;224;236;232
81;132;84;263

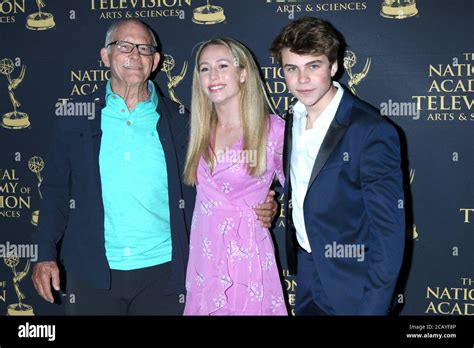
183;38;271;186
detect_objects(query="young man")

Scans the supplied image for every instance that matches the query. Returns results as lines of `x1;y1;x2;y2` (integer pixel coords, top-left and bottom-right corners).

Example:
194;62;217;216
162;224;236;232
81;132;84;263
271;17;405;315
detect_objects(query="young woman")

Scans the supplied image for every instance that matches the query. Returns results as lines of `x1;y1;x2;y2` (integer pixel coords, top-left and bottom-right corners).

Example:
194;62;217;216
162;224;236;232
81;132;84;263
183;38;287;315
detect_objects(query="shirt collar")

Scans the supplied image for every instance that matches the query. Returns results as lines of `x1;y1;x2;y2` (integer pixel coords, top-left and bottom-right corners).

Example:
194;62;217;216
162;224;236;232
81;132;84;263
105;80;158;109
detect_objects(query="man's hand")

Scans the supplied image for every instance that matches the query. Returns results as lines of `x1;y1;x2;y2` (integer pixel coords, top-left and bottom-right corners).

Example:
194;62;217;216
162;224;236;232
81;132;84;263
255;190;278;228
32;261;61;303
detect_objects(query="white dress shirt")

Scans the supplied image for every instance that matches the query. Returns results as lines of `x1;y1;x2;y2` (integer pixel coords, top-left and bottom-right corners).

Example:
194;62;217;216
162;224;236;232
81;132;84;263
290;81;344;252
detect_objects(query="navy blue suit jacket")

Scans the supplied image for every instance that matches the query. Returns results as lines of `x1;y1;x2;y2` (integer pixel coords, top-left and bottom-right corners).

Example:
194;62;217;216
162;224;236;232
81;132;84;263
33;84;195;298
283;87;405;315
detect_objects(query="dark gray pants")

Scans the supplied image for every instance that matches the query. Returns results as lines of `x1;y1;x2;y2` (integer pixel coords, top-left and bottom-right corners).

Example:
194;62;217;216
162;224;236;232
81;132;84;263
64;262;184;315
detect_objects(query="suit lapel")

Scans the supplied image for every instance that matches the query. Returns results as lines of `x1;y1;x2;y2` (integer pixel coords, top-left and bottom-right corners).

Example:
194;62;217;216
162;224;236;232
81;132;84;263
156;93;179;177
89;98;103;190
283;100;298;275
282;101;296;184
306;91;353;190
89;94;104;139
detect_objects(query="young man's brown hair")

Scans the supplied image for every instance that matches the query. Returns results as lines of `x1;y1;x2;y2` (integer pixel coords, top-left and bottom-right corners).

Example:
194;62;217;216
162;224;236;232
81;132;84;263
270;17;345;66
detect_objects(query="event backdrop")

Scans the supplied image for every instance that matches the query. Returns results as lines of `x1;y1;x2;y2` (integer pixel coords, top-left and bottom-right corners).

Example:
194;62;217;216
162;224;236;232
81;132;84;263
0;0;472;316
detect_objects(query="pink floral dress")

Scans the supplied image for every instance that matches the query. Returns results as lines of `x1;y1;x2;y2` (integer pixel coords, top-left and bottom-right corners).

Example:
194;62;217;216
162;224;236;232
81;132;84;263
184;115;287;315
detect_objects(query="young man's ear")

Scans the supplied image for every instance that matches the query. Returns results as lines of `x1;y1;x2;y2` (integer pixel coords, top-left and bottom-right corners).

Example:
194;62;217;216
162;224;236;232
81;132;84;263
330;61;338;77
100;48;110;68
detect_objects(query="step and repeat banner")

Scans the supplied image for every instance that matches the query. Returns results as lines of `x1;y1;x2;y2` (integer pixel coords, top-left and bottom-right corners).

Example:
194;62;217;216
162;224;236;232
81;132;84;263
0;0;472;317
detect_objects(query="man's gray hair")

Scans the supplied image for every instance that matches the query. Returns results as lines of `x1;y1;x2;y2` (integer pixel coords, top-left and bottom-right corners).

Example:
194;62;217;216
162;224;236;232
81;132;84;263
104;19;158;48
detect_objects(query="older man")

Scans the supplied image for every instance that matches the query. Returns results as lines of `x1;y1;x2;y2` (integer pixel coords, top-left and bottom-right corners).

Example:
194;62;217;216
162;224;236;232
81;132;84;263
32;19;276;315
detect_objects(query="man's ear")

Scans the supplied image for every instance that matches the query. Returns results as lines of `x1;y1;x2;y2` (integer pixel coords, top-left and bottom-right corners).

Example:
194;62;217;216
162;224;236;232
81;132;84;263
152;52;160;72
330;61;338;77
100;48;110;68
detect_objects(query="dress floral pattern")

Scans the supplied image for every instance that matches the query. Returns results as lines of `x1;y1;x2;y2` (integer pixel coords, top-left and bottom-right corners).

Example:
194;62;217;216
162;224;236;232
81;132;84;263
184;115;287;315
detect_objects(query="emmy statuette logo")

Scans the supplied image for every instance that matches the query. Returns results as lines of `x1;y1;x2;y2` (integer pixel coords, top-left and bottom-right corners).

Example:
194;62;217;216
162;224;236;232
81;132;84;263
162;54;188;105
26;0;55;30
409;168;415;185
409;168;418;239
28;156;44;226
411;169;418;239
4;253;34;316
380;0;418;19
192;0;225;25
0;58;30;129
343;51;371;96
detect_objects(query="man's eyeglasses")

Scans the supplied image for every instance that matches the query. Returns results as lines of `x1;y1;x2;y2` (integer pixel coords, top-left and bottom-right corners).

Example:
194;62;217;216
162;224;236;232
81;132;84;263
106;40;157;56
